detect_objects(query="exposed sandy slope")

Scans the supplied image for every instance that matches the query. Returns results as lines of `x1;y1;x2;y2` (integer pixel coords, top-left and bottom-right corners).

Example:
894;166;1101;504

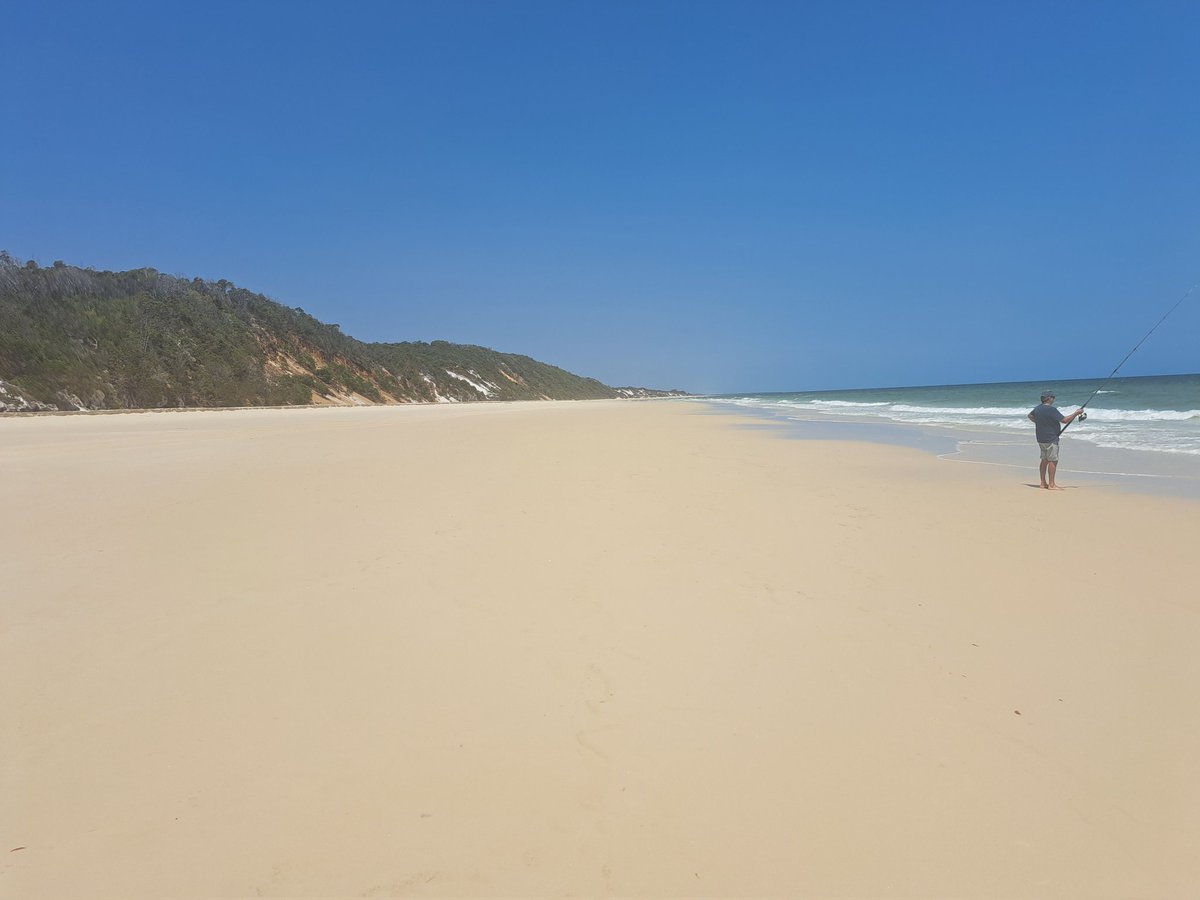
3;401;1197;898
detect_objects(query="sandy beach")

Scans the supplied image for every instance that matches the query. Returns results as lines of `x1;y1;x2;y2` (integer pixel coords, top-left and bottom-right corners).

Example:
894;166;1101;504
3;399;1198;898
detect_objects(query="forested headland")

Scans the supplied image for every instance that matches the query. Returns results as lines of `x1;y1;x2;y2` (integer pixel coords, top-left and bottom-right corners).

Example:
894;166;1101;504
0;253;685;411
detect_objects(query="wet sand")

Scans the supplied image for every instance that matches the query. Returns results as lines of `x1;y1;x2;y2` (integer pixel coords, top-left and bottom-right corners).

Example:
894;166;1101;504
3;400;1198;898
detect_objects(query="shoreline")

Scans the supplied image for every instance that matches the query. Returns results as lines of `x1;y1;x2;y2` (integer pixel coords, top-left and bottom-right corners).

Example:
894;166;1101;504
695;398;1200;501
5;399;1198;897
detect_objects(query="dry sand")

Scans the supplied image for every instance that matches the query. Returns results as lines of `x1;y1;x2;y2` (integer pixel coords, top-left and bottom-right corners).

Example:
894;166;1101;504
2;400;1198;898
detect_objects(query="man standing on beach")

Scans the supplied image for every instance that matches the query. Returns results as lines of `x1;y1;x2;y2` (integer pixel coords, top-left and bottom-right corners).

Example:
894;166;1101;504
1027;390;1086;490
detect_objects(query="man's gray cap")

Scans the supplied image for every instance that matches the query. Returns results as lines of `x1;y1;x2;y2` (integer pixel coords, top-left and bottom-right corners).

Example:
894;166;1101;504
1041;390;1056;401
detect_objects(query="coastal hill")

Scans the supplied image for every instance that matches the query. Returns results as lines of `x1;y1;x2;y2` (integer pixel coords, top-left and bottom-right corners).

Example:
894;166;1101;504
0;253;687;411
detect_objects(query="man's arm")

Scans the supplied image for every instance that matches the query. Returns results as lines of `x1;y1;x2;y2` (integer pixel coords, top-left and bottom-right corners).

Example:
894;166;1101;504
1029;406;1084;425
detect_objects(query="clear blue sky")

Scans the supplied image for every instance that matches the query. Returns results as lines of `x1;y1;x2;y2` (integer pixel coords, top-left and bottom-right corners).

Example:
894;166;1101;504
4;0;1198;392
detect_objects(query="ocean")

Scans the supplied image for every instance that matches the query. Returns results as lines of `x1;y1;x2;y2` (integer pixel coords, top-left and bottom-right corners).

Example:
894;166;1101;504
697;373;1200;496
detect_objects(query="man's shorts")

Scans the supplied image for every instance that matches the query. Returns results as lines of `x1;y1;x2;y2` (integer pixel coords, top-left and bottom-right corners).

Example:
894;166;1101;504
1039;441;1060;462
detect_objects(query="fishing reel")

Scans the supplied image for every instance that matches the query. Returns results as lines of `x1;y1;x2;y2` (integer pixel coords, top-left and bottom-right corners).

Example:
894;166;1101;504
1078;412;1087;422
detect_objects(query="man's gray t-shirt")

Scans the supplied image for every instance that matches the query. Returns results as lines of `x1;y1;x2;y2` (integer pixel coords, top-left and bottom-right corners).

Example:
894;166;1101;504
1030;404;1065;443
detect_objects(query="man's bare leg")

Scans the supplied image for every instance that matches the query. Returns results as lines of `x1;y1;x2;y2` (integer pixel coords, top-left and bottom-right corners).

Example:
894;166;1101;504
1046;460;1064;490
1039;460;1051;489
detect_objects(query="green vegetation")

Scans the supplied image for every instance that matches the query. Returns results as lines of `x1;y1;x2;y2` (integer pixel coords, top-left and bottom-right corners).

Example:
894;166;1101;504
0;252;637;410
367;341;614;402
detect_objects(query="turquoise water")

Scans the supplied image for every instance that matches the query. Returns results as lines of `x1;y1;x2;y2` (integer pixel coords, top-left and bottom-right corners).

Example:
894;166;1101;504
696;374;1199;497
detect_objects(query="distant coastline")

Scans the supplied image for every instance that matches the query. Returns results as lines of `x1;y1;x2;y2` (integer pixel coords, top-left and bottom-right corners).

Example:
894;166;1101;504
0;253;688;412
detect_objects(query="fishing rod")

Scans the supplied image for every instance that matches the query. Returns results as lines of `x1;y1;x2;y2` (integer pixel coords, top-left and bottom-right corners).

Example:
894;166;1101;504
1059;281;1197;436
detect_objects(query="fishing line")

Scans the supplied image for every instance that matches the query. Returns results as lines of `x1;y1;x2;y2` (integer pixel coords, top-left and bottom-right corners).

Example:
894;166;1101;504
1059;281;1197;436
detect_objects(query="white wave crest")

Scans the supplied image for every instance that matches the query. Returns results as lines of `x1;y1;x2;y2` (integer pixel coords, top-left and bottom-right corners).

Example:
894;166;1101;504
1084;408;1200;422
807;399;891;408
889;404;1030;416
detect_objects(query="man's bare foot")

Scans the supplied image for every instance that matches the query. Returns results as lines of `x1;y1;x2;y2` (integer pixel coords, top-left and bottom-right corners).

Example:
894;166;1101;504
1048;484;1065;491
1041;483;1050;489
